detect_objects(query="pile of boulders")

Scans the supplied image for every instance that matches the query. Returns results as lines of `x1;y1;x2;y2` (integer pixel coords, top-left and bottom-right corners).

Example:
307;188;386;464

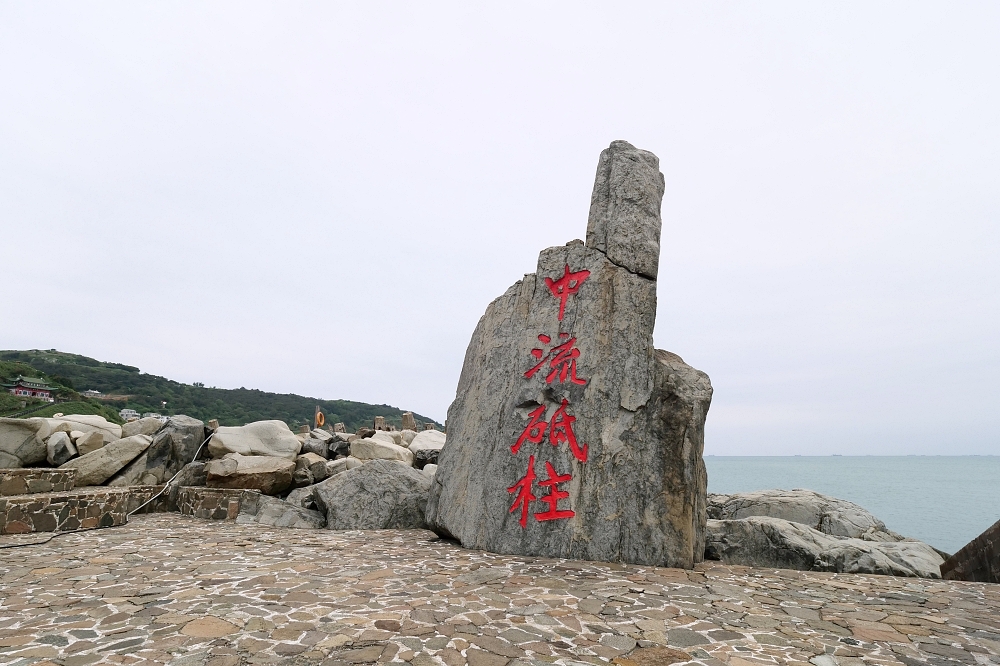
0;412;448;532
0;414;205;486
175;420;446;531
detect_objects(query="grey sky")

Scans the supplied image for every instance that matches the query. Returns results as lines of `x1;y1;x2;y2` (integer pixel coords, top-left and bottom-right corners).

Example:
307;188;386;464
2;3;997;455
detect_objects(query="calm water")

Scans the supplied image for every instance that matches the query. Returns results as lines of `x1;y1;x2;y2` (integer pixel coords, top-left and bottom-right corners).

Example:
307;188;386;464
704;456;1000;555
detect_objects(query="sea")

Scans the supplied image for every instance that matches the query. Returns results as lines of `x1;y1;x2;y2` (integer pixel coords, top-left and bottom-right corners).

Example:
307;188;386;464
704;456;1000;556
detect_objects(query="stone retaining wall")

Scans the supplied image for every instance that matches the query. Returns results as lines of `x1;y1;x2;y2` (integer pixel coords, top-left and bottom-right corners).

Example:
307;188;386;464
0;485;164;534
177;486;256;520
0;469;77;496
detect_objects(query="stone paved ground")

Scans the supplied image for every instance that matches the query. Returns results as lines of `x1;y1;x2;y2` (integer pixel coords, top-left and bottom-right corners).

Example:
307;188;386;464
1;515;998;666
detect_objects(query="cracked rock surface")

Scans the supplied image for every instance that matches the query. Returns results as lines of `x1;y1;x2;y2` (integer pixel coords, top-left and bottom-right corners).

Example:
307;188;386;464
1;514;999;666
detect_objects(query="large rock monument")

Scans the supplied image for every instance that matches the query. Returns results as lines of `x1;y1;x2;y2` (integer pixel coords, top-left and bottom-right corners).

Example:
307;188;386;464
426;140;713;568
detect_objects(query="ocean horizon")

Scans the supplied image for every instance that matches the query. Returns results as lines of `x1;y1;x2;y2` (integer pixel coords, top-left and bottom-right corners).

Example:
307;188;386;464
704;455;1000;555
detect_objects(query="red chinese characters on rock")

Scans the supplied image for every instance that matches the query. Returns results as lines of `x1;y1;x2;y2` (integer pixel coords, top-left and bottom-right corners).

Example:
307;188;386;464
524;333;587;385
507;263;592;529
545;264;590;321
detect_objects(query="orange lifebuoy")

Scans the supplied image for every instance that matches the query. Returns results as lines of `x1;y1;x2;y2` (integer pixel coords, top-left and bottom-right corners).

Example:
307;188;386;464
315;411;325;427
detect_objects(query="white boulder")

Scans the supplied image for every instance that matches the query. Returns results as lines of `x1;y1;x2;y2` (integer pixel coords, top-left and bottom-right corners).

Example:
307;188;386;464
121;416;164;438
350;438;414;466
46;431;77;466
47;415;122;443
208;420;301;460
75;431;106;456
59;434;153;486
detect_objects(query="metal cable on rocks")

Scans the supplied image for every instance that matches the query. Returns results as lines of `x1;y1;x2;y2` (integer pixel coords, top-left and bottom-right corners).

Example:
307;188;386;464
0;429;214;550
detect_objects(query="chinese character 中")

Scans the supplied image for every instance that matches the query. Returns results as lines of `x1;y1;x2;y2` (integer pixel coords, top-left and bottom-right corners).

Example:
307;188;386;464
545;264;590;321
524;333;587;386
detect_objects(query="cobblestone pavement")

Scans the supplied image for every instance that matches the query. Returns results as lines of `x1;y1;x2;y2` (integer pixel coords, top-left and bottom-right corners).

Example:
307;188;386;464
1;514;998;666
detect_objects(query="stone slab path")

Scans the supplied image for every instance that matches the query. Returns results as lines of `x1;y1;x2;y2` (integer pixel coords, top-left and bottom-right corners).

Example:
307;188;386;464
0;515;998;666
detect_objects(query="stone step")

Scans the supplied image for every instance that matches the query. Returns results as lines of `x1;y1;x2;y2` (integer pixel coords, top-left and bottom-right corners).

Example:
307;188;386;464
0;468;77;496
177;486;258;520
0;485;165;534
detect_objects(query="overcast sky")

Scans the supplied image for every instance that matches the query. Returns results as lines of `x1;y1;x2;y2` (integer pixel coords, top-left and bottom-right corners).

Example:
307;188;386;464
2;3;997;455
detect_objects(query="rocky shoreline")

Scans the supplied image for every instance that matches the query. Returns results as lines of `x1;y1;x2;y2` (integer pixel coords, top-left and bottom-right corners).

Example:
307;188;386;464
1;411;951;580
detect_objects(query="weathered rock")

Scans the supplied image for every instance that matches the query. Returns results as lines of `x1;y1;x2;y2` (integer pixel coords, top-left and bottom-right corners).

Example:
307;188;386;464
356;427;376;440
292;452;329;487
400;429;418;446
208;420;300;460
705;517;944;578
59;435;152;486
75;431;106;456
325;456;362;477
108;415;205;487
46;431;77;466
371;430;402;447
707;489;904;541
586;139;665;280
300;438;329;459
0;417;53;467
426;141;712;568
422;463;438;478
236;493;326;529
205;453;295;495
285;486;318;510
401;412;417;431
310;428;333;443
121;416;164;438
350;438;414;466
329;438;351;457
298;452;328;479
47;415;122;443
413;448;439;469
408;430;445;469
164;461;208;511
313;459;432;530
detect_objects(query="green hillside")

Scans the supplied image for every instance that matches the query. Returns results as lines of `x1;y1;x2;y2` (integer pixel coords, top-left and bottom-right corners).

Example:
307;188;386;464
0;350;442;431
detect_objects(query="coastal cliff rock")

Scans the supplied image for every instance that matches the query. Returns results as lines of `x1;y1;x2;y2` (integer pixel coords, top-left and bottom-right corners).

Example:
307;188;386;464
705;516;944;578
426;141;712;568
